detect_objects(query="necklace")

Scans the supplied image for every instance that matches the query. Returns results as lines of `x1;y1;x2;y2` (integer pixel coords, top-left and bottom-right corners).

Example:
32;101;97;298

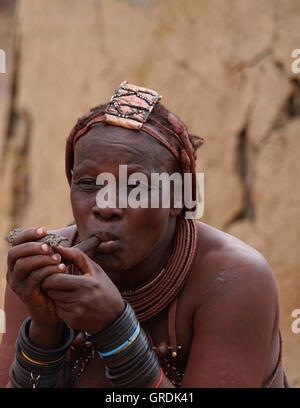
121;215;198;322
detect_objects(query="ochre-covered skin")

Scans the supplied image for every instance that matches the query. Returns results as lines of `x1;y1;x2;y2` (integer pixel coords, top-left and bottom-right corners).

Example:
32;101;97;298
0;119;289;388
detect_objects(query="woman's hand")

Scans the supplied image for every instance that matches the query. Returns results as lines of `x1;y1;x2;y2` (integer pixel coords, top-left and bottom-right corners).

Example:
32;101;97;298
42;245;125;334
6;227;65;347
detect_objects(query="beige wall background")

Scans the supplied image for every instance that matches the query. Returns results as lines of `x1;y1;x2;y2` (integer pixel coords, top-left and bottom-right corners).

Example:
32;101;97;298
0;0;300;385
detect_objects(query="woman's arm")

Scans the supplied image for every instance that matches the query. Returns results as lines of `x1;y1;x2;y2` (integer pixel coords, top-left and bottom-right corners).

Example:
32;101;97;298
43;244;174;388
1;225;76;388
0;285;28;387
181;252;279;387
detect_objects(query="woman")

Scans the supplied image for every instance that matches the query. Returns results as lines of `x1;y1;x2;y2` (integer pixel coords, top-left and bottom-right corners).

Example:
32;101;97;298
0;82;289;388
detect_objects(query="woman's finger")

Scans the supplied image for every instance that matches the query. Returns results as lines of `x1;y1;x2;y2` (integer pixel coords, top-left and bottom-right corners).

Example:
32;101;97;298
26;264;66;290
42;272;87;291
13;253;62;281
52;245;93;275
11;226;46;246
7;241;52;271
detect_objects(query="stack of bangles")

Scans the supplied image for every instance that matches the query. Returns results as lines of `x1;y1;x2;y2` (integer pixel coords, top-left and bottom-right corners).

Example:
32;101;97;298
9;317;74;388
84;300;164;388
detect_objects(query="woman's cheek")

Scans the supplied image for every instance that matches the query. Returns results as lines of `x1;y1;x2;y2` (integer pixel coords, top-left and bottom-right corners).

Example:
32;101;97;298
127;207;170;253
71;188;94;213
71;190;96;238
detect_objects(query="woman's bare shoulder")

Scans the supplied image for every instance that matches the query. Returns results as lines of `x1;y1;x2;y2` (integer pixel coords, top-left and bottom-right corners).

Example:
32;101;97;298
187;220;279;308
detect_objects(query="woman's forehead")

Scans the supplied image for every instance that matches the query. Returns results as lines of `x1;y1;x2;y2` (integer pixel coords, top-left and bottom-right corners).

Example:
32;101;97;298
74;123;178;172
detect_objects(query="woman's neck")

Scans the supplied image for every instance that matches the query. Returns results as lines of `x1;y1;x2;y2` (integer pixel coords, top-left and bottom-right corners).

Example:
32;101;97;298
113;217;177;292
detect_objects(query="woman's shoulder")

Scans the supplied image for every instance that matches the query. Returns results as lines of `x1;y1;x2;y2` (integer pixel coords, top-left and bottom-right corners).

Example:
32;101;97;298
188;220;279;308
193;219;275;275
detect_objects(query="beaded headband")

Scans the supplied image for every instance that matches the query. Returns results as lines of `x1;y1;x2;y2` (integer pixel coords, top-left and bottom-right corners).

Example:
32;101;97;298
104;81;162;130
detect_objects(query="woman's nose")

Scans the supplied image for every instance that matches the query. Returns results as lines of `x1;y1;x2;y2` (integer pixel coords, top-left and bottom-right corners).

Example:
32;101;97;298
92;202;124;220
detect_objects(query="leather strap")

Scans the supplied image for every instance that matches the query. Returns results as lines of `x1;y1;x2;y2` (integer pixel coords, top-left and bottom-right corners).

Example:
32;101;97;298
263;330;283;388
168;297;178;356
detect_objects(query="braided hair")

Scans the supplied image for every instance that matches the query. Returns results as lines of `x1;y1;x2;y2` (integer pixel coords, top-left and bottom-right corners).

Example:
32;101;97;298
65;101;204;187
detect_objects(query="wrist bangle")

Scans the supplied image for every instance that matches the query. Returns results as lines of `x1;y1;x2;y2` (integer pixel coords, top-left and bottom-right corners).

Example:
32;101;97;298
98;322;140;357
18;317;74;363
84;300;161;388
84;300;136;353
9;317;74;388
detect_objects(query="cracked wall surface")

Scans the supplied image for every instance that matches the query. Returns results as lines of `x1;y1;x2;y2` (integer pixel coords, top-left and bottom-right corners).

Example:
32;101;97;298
0;0;300;385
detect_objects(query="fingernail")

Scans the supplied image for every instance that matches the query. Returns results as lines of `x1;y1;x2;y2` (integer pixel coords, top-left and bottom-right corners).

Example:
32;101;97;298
58;263;66;271
41;244;49;252
52;254;60;261
36;227;45;236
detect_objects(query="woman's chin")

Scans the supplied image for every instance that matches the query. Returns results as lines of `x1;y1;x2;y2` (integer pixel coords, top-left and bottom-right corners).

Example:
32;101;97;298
90;252;129;274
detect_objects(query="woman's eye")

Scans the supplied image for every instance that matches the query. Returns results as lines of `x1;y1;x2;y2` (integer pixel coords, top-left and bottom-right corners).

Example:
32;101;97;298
81;180;94;185
76;178;96;185
74;179;97;191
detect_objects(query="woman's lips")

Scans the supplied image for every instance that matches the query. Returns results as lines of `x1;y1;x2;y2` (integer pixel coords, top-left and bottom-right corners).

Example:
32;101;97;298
97;239;121;253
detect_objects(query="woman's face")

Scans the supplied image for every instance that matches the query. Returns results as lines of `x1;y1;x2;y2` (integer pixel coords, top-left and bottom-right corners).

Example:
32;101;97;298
71;123;181;276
